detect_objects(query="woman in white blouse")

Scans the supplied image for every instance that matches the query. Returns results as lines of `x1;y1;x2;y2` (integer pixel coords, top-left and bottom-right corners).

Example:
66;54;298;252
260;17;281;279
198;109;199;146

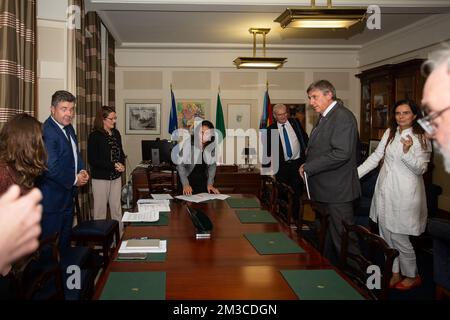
358;99;431;291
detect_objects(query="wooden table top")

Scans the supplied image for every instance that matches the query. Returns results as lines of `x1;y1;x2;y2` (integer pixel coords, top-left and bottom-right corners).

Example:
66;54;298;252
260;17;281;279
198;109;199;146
94;195;339;300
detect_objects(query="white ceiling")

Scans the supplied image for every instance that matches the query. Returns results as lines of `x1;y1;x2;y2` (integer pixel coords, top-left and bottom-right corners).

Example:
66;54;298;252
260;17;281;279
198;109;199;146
86;0;450;49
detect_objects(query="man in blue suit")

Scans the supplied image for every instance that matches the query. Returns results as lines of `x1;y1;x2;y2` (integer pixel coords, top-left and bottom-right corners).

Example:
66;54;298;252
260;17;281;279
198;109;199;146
38;90;89;248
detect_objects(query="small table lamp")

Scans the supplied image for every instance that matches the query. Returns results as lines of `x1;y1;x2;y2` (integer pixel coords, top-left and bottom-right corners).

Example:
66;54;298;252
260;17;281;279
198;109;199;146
242;147;257;171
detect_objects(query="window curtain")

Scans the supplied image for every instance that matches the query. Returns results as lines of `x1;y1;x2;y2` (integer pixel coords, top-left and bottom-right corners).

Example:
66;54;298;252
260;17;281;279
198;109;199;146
107;32;115;108
0;0;36;127
71;0;102;220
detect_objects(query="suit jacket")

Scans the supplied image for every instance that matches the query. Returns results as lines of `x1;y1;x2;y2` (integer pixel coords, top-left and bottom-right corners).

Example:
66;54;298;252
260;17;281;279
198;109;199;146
304;102;361;203
88;129;125;180
37;117;84;213
265;118;309;168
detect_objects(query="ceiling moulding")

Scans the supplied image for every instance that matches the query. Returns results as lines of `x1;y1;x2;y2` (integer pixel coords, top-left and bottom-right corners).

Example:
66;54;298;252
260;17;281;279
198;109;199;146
359;14;450;67
87;0;450;6
118;42;362;51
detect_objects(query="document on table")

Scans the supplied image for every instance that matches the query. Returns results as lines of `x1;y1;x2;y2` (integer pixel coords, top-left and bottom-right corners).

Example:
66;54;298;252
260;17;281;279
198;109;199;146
304;172;311;200
119;240;167;253
175;193;230;203
137;199;171;212
151;194;173;200
122;210;159;222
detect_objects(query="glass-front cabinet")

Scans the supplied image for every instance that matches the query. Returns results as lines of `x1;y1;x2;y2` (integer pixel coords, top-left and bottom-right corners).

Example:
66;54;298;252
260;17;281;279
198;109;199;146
356;59;425;142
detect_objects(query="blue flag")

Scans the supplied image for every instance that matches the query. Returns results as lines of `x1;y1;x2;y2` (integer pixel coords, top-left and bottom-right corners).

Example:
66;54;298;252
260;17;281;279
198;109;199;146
169;88;178;135
259;88;272;129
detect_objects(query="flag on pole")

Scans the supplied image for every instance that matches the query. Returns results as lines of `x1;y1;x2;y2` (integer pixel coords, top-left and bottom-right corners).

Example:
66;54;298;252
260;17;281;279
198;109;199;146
215;92;226;139
259;84;273;129
168;86;178;135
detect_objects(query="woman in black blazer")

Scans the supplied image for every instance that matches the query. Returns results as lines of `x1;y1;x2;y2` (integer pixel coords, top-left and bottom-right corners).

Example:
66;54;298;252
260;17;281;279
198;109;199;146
88;106;125;231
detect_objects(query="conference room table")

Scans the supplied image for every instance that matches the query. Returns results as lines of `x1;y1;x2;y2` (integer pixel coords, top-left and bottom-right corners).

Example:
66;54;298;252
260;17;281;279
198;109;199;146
94;194;360;300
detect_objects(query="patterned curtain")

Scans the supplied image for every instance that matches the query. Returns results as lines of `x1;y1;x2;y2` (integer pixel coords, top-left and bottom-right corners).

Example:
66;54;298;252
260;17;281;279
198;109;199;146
72;0;102;220
0;0;36;127
107;32;115;108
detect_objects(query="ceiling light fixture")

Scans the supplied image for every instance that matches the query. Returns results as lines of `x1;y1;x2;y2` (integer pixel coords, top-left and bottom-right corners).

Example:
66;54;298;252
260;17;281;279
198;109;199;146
233;28;286;69
274;0;367;29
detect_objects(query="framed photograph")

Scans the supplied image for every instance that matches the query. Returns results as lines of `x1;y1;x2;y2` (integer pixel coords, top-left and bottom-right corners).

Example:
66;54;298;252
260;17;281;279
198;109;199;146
369;139;380;155
125;103;161;135
227;104;251;132
277;103;306;129
176;100;207;132
288;103;306;129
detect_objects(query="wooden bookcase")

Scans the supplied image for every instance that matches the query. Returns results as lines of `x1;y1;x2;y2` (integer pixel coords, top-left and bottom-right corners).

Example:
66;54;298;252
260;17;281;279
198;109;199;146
356;59;425;142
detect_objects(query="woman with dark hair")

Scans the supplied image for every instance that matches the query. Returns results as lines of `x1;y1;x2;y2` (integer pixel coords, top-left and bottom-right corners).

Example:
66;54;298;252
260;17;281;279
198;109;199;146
88;106;125;231
0;113;47;195
358;99;431;290
177;119;219;195
0;113;46;290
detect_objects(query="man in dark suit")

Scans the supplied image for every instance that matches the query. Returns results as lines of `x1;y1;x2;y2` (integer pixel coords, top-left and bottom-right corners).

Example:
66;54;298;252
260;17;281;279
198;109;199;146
266;103;308;226
38;90;89;248
300;80;361;263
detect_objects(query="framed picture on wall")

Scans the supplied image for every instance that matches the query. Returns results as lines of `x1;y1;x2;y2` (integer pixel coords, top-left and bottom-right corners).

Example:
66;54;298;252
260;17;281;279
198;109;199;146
125;102;161;134
278;103;306;129
227;104;251;132
176;100;208;132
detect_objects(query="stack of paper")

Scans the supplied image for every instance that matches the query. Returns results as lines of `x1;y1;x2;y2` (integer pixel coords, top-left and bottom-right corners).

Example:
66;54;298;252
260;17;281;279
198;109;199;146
122;211;159;222
119;239;167;253
151;194;173;200
137;199;171;212
175;193;230;203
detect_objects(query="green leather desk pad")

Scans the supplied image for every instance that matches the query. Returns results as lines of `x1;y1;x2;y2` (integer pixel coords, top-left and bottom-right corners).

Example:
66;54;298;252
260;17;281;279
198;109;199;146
244;232;304;254
280;269;364;300
226;198;260;208
100;271;166;300
235;209;277;223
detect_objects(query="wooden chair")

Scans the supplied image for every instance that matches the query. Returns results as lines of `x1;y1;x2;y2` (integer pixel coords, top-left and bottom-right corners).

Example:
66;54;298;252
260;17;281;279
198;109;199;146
71;195;120;267
340;220;399;300
298;201;330;255
13;233;64;300
143;163;177;198
259;175;276;213
273;180;296;226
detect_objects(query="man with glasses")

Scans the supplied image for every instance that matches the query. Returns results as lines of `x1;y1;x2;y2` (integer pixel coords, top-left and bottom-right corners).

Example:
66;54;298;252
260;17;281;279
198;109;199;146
421;47;450;299
266;104;308;228
420;47;450;173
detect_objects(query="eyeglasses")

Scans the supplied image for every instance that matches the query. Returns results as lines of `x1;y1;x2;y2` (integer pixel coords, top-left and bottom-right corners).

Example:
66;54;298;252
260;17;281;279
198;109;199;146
106;117;117;121
418;105;450;136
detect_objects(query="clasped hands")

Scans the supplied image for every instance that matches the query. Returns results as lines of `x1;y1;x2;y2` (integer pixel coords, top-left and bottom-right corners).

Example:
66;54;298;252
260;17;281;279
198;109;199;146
76;169;90;187
114;162;125;173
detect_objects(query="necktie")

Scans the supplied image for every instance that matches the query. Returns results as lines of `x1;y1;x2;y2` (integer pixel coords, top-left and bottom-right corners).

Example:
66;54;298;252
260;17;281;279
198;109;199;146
63;126;72;144
316;114;323;127
282;124;293;159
